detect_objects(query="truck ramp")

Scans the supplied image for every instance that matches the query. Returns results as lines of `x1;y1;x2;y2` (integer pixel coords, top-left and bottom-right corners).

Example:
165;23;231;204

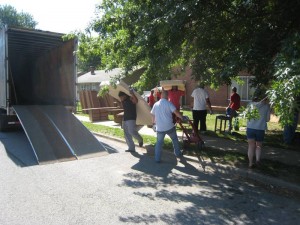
13;105;108;164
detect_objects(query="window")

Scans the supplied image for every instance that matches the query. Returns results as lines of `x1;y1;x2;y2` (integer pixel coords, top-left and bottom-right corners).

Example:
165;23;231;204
230;76;255;101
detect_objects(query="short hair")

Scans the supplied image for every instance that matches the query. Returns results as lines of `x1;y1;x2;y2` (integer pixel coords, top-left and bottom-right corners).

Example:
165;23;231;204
118;91;127;97
232;87;237;92
252;87;266;101
161;90;168;98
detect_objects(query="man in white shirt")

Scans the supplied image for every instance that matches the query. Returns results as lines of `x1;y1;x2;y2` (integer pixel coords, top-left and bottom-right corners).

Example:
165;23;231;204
151;90;183;163
191;83;213;134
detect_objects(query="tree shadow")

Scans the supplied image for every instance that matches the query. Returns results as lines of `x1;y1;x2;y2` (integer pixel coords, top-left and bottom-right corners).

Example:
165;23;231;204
118;163;299;224
117;144;300;224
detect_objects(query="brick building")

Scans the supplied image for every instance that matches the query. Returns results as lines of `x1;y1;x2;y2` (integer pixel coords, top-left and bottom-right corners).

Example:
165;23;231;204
168;67;255;113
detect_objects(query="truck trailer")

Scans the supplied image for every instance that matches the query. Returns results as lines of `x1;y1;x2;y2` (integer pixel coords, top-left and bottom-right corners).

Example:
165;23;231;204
0;26;107;164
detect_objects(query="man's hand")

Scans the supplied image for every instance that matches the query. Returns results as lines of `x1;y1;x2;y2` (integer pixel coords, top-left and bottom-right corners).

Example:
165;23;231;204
129;88;134;94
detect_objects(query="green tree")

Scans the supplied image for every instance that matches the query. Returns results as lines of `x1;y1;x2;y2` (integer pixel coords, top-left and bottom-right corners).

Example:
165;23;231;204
90;0;300;126
0;5;37;28
268;32;300;126
63;29;103;73
93;1;300;88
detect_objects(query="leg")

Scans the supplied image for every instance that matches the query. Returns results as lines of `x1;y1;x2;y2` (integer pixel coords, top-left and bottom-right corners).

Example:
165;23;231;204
123;120;136;151
126;120;143;145
229;109;238;131
255;142;262;163
155;131;166;162
247;139;256;167
166;127;182;157
254;129;265;163
199;110;207;131
192;110;200;134
246;128;256;168
227;108;233;130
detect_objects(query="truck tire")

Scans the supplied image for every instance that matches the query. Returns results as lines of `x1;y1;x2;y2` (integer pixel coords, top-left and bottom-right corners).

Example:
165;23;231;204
0;114;21;132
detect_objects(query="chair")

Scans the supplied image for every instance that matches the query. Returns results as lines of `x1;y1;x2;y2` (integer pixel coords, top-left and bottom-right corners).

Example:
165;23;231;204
214;115;231;132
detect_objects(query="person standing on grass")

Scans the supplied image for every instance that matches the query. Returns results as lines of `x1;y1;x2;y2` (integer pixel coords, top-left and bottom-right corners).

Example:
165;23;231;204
246;92;271;169
118;90;143;152
168;85;185;111
226;87;241;131
191;83;213;134
148;90;155;108
151;90;183;163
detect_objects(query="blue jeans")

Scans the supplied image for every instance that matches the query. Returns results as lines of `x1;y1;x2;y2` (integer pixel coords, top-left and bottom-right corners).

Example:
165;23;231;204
123;120;143;150
155;126;181;162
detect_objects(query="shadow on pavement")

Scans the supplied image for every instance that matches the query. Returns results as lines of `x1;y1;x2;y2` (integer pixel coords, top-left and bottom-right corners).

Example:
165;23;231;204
0;130;121;167
0;130;38;167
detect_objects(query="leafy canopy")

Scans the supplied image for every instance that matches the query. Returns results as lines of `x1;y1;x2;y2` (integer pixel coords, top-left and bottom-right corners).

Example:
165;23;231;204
92;0;300;89
88;0;300;126
0;4;37;28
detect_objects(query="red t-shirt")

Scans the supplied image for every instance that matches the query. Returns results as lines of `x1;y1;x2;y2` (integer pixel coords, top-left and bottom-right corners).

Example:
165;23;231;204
168;90;185;110
148;94;155;107
230;92;240;110
156;92;161;101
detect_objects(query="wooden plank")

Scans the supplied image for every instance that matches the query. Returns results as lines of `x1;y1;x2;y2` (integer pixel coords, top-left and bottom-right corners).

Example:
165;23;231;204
79;91;88;113
108;81;152;125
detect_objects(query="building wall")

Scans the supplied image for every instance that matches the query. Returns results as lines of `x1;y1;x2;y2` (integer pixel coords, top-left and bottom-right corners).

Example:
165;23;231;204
170;67;255;114
171;67;230;111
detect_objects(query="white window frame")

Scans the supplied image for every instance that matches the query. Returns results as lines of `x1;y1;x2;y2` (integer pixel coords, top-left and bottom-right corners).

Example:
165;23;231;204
230;76;255;102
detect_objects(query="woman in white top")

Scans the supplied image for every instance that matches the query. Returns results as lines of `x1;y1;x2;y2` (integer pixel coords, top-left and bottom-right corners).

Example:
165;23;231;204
246;95;271;168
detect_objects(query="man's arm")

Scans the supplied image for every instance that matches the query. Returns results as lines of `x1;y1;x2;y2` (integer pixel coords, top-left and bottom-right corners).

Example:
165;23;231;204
151;114;156;124
173;109;183;120
206;97;213;114
129;90;138;104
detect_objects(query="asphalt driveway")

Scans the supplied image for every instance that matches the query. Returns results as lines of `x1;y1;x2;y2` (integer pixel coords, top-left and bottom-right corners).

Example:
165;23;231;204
0;131;299;225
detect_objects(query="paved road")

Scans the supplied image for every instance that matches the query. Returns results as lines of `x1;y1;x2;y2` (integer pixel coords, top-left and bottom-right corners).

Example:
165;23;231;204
0;131;299;225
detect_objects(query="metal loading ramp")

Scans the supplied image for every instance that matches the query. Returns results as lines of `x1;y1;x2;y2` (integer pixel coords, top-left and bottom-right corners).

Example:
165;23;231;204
13;105;108;164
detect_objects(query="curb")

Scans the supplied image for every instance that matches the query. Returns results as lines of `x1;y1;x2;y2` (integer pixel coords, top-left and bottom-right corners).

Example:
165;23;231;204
93;132;300;195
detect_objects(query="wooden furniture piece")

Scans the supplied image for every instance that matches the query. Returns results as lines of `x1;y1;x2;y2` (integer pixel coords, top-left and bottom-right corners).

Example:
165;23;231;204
79;90;123;122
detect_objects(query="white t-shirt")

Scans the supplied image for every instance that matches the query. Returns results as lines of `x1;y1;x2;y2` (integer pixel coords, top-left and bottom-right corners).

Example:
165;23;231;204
247;101;271;130
191;88;209;110
151;99;176;132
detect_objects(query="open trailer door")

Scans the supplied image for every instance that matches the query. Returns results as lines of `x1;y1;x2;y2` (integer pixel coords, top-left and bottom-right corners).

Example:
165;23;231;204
13;105;108;164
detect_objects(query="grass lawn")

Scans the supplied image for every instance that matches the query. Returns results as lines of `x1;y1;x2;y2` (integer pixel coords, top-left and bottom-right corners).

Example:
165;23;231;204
77;109;300;185
180;110;299;151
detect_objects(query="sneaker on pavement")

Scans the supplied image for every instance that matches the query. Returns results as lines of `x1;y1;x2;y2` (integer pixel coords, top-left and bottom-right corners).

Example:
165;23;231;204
125;149;136;152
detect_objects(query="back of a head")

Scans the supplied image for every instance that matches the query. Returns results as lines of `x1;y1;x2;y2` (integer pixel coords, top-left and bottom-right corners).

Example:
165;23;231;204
198;81;205;89
232;87;237;93
118;91;128;97
162;90;168;99
252;87;266;102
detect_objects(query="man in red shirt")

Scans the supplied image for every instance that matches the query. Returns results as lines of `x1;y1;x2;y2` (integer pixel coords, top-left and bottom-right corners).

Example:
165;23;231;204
168;86;185;110
226;87;241;131
148;90;155;108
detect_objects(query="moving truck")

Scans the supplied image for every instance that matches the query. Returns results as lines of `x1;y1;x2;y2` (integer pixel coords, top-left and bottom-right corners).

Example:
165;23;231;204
0;26;106;164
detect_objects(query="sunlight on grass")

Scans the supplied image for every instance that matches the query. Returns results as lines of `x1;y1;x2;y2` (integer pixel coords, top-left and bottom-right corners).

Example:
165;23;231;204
78;110;299;183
